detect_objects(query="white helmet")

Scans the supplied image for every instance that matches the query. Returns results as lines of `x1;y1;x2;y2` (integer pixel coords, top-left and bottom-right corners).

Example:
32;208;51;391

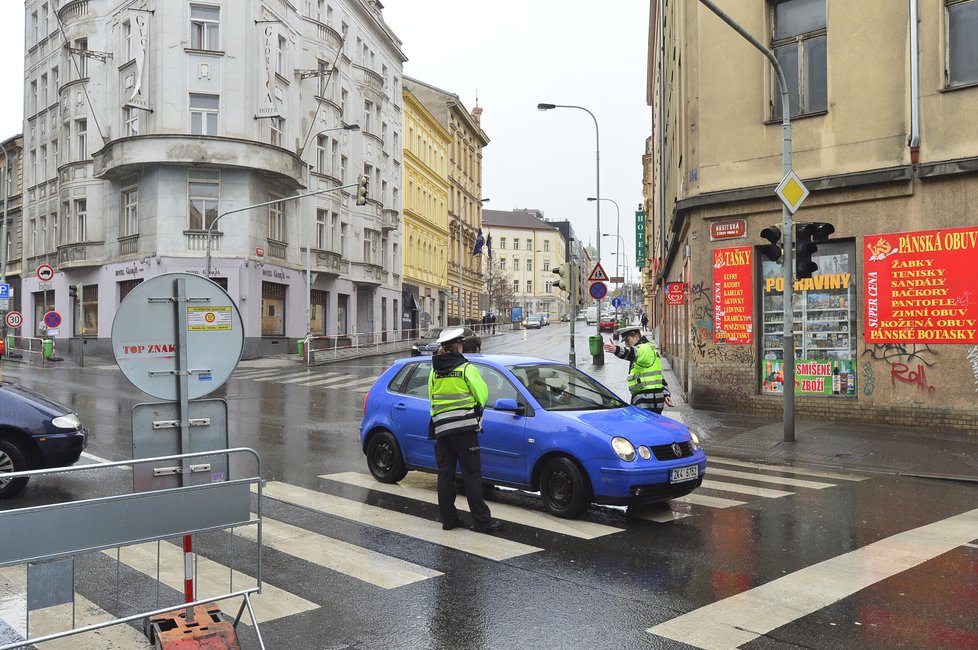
435;327;466;346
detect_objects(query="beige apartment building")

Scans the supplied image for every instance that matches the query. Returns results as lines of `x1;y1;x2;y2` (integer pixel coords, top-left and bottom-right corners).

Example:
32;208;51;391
644;0;978;430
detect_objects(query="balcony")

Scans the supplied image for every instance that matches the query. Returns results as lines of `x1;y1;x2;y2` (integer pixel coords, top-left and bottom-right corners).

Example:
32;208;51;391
302;247;347;277
381;209;399;231
56;241;104;268
349;261;384;286
266;239;288;260
186;230;219;252
317;24;343;51
118;234;139;257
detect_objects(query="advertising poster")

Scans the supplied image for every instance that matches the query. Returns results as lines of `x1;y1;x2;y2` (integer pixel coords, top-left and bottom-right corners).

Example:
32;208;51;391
713;247;753;344
864;226;978;343
762;359;857;396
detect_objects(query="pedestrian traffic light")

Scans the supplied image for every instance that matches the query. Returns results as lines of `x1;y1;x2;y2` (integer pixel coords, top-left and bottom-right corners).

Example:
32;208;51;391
759;226;783;263
794;223;819;279
552;263;572;298
356;175;369;206
68;284;78;299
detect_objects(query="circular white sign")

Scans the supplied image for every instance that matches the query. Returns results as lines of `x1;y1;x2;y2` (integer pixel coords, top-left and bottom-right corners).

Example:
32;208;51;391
111;273;244;400
36;264;54;282
5;311;23;328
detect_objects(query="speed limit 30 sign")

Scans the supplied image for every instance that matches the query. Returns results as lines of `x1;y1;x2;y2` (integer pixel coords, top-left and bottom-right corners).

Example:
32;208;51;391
5;311;23;329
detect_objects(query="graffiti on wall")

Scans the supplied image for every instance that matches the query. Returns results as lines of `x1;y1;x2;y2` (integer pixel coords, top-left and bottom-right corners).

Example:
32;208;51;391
689;280;753;364
862;343;940;398
968;346;978;393
889;363;936;395
862;362;876;396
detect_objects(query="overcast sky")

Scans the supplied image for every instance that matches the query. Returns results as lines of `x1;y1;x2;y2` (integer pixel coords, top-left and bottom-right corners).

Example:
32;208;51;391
0;1;650;278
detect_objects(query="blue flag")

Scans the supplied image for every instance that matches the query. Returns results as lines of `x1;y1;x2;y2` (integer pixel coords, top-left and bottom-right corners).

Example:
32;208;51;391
472;228;485;255
486;233;493;258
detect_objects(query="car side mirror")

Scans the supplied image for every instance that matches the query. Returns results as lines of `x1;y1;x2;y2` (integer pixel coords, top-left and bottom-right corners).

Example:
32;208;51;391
493;397;525;415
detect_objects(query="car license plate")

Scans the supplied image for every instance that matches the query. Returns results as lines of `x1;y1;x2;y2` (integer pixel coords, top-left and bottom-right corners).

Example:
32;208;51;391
670;464;698;483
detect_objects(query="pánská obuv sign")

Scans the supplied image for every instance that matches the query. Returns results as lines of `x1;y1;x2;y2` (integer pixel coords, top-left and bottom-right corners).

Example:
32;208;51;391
864;226;978;344
712;246;753;345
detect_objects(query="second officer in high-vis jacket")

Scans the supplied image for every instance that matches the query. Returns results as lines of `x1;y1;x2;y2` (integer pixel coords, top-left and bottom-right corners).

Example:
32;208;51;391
603;324;673;414
428;327;503;533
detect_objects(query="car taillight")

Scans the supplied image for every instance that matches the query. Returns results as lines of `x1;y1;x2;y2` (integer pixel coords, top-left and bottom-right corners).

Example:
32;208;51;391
363;392;369;415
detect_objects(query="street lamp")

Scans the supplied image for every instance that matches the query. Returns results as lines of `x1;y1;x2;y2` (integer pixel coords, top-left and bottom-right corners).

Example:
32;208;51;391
589;197;620;280
457;197;489;325
304;124;360;343
538;102;604;364
0;139;9;286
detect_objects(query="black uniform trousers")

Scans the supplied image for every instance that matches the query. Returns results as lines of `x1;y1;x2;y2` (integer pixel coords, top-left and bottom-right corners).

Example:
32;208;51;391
435;429;492;527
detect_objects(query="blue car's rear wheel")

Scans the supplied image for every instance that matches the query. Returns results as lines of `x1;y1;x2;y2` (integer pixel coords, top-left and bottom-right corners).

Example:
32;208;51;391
540;456;591;519
366;430;407;483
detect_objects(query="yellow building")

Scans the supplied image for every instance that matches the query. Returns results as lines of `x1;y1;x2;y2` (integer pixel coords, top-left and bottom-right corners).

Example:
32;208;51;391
644;0;978;430
401;87;451;333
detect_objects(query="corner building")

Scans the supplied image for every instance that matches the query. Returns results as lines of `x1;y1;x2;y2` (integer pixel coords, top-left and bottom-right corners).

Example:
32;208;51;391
644;0;978;430
17;0;405;357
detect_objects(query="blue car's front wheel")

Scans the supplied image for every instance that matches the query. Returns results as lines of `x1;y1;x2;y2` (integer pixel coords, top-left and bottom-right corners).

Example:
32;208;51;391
366;430;408;484
540;456;591;519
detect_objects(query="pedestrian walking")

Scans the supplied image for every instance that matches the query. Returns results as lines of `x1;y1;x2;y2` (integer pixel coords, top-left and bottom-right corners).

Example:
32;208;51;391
641;312;649;330
428;327;504;533
489;313;496;334
603;324;673;414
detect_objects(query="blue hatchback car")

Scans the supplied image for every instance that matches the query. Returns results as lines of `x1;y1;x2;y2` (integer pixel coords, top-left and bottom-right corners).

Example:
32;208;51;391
360;355;707;518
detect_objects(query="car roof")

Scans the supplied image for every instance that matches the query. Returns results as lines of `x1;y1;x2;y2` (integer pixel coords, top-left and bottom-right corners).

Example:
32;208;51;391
392;353;559;368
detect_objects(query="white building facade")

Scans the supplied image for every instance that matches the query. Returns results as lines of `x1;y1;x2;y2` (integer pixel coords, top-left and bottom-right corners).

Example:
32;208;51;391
18;0;404;357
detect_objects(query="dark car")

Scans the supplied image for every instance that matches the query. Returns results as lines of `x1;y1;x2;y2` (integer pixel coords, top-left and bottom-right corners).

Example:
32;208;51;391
0;381;89;498
410;327;482;356
360;355;706;518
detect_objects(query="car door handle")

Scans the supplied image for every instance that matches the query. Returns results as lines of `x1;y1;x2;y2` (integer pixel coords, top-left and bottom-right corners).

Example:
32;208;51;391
394;403;407;410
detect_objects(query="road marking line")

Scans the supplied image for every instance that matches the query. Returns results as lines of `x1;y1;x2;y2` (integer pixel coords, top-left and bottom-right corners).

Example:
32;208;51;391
106;541;317;625
323;471;623;540
233;368;297;379
648;506;978;650
631;509;692;523
278;371;340;384
675;493;747;509
303;374;359;387
701;480;794;499
706;467;835;490
234;515;442;588
709;456;869;481
258;482;543;561
253;370;315;382
0;566;152;648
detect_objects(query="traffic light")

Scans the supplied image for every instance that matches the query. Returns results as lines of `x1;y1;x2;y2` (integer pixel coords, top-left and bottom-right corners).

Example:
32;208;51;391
577;265;587;307
68;284;78;299
355;175;369;206
794;223;818;279
552;263;572;297
759;226;783;262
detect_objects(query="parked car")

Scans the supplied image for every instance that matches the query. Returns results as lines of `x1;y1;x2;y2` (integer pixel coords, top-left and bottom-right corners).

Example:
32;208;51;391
411;327;482;356
360;355;706;518
0;381;89;498
537;312;551;326
599;314;617;332
523;315;544;329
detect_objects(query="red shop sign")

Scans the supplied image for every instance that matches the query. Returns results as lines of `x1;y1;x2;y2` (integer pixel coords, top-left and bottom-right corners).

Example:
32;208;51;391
864;226;978;344
665;282;687;306
713;247;754;345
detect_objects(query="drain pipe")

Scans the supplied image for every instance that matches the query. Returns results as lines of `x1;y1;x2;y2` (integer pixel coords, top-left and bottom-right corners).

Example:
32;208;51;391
909;0;920;163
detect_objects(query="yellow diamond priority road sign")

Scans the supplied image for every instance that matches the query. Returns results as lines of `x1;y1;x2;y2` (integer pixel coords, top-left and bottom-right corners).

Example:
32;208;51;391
775;170;809;214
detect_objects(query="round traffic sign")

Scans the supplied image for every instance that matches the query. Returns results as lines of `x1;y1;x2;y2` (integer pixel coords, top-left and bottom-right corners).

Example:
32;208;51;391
589;282;607;300
36;264;55;282
611;297;622;308
5;311;23;328
43;311;62;329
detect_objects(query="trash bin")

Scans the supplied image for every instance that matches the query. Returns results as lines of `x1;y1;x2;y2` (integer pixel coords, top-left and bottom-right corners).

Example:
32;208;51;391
588;335;602;357
297;339;305;358
5;334;12;353
42;339;54;359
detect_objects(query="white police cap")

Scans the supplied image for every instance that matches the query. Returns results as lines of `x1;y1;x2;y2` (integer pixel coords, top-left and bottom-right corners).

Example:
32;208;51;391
616;324;642;337
436;327;466;345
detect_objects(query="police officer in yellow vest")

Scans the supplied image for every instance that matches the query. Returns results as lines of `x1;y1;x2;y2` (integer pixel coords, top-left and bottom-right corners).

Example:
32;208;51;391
603;324;673;413
428;327;503;533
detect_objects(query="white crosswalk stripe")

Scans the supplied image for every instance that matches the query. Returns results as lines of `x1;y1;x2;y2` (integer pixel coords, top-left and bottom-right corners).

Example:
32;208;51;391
675;493;747;509
701;479;795;499
709;456;870;481
323;471;624;540
304;373;361;387
258;482;544;561
706;466;835;489
278;371;341;384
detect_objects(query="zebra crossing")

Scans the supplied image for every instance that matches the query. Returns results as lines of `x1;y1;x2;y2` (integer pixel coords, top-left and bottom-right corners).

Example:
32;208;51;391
0;455;869;645
231;366;381;390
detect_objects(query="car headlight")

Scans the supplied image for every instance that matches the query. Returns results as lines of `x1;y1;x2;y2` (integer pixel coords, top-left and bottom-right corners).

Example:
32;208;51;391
689;430;701;450
51;413;81;430
638;445;651;460
611;436;636;462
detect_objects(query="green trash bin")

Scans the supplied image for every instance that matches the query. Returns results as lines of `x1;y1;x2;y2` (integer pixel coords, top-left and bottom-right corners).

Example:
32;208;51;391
5;334;12;354
588;335;603;357
297;339;305;358
42;339;54;359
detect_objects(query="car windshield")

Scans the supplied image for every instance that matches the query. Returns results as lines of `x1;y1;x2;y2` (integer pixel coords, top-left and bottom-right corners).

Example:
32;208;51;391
420;329;442;340
509;363;628;411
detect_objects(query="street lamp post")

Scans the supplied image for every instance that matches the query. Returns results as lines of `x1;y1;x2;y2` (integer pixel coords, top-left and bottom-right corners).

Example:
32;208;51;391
589;197;620;281
458;197;489;325
303;124;360;345
0;140;8;287
538;102;604;364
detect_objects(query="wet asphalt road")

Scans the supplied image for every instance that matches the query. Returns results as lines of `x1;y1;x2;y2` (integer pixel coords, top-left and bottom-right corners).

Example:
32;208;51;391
1;325;977;649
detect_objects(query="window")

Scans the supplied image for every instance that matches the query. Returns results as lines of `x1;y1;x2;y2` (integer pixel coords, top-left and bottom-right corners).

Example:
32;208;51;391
340;89;348;120
269;116;284;147
261;282;286;337
363;100;373;132
75;119;87;159
311;289;328;335
124;106;139;136
75;199;87;242
61;201;70;245
544;240;550;252
526;259;532;272
513;280;519;293
190;4;220;51
316;209;328;249
122;187;138;236
545;281;553;293
340;155;348;183
500;237;506;250
948;0;978;86
526;238;532;250
513;238;519;251
124;19;133;61
331;212;339;251
74;38;88;79
276;35;287;75
316;135;328;173
39;216;47;254
771;0;827;117
190;93;219;135
341;222;349;256
526;281;533;293
188;169;219;230
499;259;506;271
268;195;284;241
317;59;329;97
543;260;551;271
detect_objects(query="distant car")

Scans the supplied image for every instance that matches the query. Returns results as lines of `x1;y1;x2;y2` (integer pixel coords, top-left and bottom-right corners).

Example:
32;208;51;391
411;327;482;356
0;381;89;498
524;315;544;329
360;355;706;518
537;313;551;326
559;314;570;322
599;314;617;332
576;310;586;321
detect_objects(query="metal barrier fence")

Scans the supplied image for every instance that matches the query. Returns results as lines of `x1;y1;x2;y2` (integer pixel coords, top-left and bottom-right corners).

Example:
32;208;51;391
0;448;265;649
1;335;55;365
301;323;498;365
